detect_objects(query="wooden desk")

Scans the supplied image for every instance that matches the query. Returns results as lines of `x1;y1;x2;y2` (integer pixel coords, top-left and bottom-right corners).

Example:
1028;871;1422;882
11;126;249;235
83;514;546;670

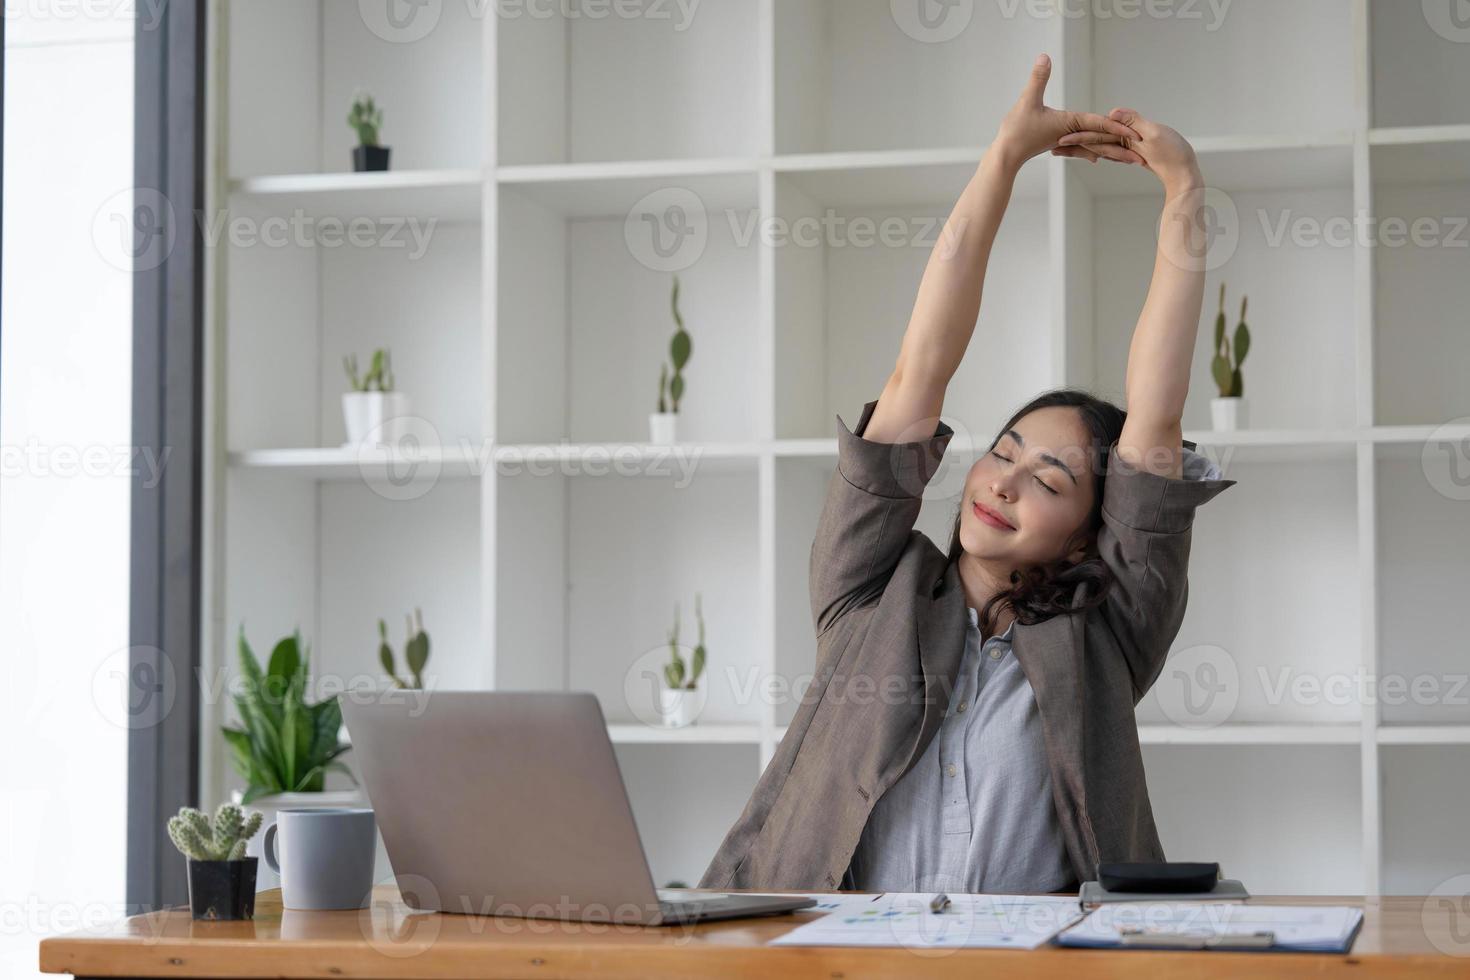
39;886;1470;978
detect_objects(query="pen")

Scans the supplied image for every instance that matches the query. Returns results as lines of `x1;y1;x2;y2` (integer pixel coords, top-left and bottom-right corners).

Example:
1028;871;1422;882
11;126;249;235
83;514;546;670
929;893;951;914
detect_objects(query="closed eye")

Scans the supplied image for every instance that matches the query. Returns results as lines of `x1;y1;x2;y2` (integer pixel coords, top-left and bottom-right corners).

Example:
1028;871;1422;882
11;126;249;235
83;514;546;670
990;449;1060;496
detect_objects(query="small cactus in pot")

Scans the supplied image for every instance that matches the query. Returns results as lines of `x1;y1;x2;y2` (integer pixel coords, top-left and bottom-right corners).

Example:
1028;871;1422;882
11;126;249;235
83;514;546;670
659;594;708;728
167;803;264;920
348;89;391;172
1209;283;1252;431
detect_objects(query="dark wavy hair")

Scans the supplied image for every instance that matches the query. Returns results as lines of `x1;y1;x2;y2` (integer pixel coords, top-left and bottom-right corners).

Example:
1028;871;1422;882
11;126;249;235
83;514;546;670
945;387;1127;637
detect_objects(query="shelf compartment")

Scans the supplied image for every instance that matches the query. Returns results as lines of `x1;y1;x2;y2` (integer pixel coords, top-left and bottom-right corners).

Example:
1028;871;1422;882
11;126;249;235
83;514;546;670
496;0;760;165
495;468;762;727
1375;446;1470;726
1134;454;1361;727
774;0;1052;155
496;180;761;444
1370;142;1470;427
1381;745;1470;894
772;171;1052;441
1370;0;1470;129
615;744;759;887
226;219;482;452
1143;745;1363;895
228;0;483;178
1090;0;1354;140
1085;181;1358;431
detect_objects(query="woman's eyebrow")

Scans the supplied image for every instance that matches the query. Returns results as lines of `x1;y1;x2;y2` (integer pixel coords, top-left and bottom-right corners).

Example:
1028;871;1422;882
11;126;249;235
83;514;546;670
1003;429;1079;485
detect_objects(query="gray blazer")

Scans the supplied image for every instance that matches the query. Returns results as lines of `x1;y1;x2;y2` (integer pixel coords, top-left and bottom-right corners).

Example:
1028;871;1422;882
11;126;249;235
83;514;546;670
699;398;1237;891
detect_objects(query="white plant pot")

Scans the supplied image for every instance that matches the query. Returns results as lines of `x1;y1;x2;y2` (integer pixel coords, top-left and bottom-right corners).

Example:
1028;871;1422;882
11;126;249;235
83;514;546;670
1210;396;1247;432
648;412;678;444
658;687;703;728
342;392;410;448
232;788;384;893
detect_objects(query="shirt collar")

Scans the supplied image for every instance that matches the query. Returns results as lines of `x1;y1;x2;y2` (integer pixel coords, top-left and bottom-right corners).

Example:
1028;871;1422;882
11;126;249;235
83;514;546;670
965;605;1016;641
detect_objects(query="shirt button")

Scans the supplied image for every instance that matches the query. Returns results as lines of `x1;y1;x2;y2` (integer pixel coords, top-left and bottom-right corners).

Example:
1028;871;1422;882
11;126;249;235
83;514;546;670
957;701;968;713
989;647;1003;660
945;763;958;778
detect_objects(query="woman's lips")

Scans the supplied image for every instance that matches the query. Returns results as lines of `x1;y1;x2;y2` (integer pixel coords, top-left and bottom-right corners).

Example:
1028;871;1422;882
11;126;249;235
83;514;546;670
973;501;1016;531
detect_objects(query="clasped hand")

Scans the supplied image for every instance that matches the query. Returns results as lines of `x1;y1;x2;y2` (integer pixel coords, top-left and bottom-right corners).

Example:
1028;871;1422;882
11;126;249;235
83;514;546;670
994;53;1202;191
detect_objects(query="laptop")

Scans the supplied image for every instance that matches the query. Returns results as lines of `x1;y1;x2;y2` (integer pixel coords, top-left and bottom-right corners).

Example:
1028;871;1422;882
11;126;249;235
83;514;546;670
341;690;817;925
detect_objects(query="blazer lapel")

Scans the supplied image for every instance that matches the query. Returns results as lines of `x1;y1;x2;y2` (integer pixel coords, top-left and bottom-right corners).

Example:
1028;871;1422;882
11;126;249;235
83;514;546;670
1012;582;1097;878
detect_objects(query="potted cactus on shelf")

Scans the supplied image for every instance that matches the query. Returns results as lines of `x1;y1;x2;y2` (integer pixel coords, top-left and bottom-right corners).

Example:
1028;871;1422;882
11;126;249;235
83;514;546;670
167;803;264;920
649;276;692;444
378;608;430;689
342;347;410;447
1210;283;1251;431
659;593;708;728
348;89;390;172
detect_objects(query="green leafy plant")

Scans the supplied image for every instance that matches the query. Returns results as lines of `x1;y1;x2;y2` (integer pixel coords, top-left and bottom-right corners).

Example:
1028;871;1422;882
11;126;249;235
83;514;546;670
344;348;395;393
655;276;692;413
1211;283;1250;398
222;627;353;804
662;593;707;690
347;90;384;147
379;608;430;689
167;803;263;862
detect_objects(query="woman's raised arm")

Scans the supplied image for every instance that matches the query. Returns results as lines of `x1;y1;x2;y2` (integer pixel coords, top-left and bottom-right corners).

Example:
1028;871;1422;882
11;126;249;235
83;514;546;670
1054;108;1207;478
864;54;1141;446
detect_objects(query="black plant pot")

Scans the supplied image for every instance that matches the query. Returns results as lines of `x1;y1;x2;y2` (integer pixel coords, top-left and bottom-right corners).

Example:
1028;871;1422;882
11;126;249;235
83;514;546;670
352;145;391;172
186;857;258;921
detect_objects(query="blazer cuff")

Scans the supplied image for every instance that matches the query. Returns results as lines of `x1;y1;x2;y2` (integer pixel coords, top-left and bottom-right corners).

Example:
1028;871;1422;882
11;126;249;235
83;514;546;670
836;399;955;500
1102;441;1237;534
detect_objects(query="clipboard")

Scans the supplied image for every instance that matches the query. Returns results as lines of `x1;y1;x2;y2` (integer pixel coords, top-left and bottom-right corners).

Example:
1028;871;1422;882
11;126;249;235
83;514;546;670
1055;903;1365;954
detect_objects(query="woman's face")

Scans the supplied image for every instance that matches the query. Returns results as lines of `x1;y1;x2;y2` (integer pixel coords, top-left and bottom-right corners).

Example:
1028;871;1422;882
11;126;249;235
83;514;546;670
958;405;1099;568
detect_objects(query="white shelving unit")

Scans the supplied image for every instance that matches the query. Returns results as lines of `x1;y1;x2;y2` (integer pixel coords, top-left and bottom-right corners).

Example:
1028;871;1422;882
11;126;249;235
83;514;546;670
203;0;1470;894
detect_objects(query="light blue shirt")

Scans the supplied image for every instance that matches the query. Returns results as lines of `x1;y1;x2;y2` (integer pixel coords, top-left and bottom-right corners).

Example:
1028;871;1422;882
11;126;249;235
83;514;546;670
844;608;1074;894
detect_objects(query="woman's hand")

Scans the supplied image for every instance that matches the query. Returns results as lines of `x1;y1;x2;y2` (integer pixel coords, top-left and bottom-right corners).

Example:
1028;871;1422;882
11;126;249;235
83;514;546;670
1052;107;1203;190
992;54;1142;171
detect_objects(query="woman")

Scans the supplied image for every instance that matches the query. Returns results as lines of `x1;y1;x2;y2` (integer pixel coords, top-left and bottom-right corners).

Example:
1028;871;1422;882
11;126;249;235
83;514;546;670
699;54;1237;894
